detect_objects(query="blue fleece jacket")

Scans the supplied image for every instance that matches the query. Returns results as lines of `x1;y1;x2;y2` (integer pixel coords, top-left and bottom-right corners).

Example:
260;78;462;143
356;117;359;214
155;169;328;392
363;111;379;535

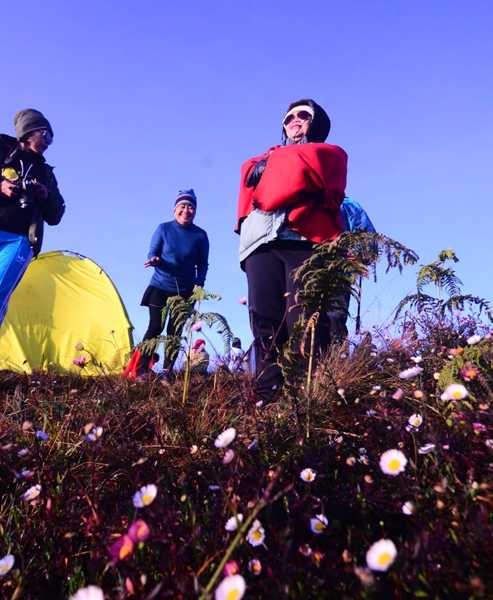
147;220;209;294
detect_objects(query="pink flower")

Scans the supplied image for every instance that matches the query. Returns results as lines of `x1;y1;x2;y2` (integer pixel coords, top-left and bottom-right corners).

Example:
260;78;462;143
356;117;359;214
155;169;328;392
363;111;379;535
392;388;404;400
72;355;87;367
248;558;262;575
109;534;134;563
473;422;487;434
222;449;235;464
191;321;203;332
460;364;479;382
238;296;247;305
127;519;150;542
223;560;240;577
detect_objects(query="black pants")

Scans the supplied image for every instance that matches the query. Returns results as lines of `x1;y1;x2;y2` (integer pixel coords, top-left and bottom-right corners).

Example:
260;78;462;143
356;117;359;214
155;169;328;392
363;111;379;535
139;290;191;373
244;240;349;400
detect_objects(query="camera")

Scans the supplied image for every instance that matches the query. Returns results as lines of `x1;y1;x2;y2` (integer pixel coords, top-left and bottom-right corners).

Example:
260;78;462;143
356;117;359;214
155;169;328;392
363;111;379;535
18;179;36;209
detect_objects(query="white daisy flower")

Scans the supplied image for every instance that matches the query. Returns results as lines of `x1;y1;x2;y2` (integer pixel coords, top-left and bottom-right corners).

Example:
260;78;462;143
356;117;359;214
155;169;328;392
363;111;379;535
408;414;423;428
247;520;266;546
418;443;436;454
399;366;423;380
214;574;246;600
441;383;468;401
0;554;14;577
467;334;481;345
225;514;243;532
310;513;328;534
366;538;397;571
22;484;41;501
300;468;317;482
411;355;423;364
379;449;407;476
402;501;415;515
69;585;105;600
132;484;158;508
214;427;236;449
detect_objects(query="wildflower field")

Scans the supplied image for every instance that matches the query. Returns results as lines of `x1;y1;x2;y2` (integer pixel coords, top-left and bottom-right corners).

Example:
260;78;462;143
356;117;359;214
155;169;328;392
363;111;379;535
1;238;493;599
1;322;493;599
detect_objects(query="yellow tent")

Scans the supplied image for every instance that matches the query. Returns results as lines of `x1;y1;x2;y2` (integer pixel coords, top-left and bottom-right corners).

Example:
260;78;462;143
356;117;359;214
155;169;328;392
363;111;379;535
0;251;134;375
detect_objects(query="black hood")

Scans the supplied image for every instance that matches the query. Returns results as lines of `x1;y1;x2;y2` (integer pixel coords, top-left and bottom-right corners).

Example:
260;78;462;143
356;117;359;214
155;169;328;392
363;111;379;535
281;98;331;144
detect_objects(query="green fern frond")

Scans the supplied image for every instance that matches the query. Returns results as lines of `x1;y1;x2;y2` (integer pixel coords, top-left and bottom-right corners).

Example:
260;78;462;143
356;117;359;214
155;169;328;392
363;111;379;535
394;293;442;319
416;263;462;296
197;311;234;353
441;295;493;322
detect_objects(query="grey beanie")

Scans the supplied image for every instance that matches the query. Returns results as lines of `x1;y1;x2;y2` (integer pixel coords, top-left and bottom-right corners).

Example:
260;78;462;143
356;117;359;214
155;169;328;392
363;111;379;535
175;189;197;209
14;109;53;141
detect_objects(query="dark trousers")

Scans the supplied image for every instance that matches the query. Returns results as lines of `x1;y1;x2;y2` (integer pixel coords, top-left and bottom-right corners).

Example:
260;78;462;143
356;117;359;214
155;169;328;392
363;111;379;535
139;294;189;373
244;240;349;400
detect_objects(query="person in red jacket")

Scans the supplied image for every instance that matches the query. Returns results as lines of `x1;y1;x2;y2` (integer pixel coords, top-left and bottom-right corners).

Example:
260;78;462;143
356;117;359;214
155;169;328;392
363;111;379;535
236;98;349;404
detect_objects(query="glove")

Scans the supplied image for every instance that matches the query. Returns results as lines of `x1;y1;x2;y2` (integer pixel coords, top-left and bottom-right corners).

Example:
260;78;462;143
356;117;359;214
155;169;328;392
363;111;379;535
246;158;268;188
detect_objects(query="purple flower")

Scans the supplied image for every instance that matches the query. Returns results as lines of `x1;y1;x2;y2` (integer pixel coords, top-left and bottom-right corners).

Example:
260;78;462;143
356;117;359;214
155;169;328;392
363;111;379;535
35;430;49;441
473;422;487;434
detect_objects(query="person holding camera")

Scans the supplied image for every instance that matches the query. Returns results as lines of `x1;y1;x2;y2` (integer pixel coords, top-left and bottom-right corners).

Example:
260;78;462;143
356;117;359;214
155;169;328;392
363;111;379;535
0;109;65;326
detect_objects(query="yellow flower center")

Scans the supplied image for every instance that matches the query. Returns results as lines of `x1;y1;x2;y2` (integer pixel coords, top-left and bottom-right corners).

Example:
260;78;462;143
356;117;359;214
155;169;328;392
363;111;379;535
451;390;462;399
315;521;325;532
377;552;392;567
388;458;401;471
142;494;152;505
226;589;241;600
0;565;8;575
252;529;262;541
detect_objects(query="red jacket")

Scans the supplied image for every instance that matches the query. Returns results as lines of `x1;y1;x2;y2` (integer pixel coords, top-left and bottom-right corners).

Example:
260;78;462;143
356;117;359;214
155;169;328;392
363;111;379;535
236;143;347;244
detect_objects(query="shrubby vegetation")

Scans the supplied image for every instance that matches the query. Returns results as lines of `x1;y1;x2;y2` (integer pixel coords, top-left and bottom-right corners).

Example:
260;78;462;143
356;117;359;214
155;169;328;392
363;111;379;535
1;238;492;599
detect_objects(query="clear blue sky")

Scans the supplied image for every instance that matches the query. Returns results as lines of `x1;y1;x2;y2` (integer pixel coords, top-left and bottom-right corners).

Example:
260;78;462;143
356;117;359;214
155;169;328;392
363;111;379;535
4;1;492;353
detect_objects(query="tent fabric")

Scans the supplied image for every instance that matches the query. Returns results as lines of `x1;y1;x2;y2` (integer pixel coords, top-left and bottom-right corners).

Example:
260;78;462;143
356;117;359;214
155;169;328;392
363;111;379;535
0;250;134;375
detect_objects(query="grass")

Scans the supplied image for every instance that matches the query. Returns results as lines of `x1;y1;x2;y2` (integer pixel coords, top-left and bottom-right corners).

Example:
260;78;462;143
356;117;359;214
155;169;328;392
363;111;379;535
1;319;493;599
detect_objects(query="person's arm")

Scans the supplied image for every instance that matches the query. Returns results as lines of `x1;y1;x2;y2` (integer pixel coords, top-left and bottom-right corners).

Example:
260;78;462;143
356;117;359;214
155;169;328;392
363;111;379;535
144;225;167;268
39;168;65;225
195;232;209;287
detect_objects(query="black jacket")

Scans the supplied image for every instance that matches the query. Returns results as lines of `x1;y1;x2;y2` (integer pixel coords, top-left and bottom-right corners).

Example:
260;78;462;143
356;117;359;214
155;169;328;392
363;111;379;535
0;134;65;256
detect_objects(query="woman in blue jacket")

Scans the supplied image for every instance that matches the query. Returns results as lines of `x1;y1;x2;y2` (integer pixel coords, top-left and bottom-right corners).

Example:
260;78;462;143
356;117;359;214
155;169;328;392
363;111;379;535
139;189;209;378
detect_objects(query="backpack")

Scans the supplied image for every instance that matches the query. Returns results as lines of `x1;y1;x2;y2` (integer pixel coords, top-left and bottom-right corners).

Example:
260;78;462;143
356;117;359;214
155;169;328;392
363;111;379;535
340;197;376;333
340;196;376;233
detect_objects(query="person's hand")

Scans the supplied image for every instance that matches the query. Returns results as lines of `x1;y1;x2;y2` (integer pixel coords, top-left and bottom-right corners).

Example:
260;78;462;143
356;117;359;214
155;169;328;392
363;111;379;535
144;256;160;268
0;179;19;198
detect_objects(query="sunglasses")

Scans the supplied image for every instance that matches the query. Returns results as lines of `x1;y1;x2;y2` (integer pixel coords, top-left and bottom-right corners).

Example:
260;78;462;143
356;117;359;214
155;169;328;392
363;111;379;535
283;110;313;127
38;129;53;144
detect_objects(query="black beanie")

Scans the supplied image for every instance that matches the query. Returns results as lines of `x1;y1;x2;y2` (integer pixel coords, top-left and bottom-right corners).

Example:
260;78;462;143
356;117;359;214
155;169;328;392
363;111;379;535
282;98;331;144
14;109;53;141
